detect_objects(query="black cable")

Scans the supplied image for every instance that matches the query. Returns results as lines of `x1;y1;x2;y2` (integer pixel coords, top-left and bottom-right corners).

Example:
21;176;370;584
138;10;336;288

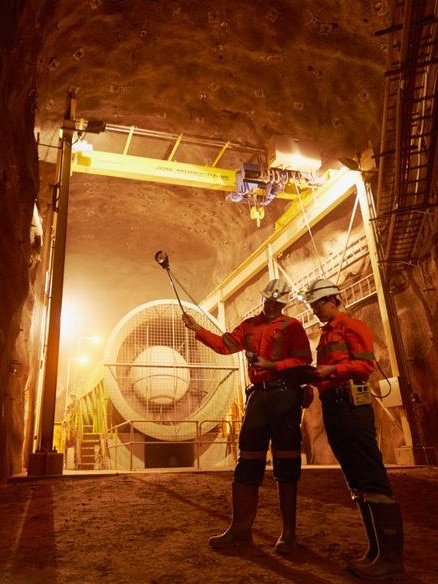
374;360;392;399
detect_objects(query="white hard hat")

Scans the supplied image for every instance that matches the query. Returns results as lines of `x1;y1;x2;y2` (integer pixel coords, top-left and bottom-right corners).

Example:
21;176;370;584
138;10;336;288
261;278;291;304
304;278;340;304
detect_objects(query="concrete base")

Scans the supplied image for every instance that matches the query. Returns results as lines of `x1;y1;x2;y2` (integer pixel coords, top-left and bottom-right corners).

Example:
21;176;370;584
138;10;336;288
65;446;75;470
394;446;437;466
28;451;64;477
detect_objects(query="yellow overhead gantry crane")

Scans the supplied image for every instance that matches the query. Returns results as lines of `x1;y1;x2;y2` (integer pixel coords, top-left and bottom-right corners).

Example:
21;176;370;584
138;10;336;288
69;123;322;211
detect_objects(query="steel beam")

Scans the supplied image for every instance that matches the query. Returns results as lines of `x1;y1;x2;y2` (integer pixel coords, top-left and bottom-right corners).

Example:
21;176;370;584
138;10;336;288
71;150;303;200
201;168;357;312
72;150;239;191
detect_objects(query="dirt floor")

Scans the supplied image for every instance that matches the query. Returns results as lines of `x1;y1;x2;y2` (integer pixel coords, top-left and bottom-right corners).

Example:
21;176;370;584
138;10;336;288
0;466;437;584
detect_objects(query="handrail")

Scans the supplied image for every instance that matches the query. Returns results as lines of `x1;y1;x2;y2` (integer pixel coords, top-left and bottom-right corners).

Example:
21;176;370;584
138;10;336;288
104;418;242;471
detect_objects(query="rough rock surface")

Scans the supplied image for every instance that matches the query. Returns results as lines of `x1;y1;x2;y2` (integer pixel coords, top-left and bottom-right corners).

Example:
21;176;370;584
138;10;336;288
1;0;437;481
1;467;437;584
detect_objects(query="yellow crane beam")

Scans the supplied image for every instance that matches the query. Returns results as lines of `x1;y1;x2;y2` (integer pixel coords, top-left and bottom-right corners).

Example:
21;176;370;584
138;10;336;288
70;150;301;199
71;151;236;191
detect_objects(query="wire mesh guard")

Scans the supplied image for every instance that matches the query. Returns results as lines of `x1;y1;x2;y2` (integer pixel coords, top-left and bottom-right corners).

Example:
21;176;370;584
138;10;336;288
103;299;239;441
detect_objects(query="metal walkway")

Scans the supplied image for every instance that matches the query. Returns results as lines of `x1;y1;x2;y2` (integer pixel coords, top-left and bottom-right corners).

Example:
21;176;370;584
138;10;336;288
374;0;438;270
239;234;377;329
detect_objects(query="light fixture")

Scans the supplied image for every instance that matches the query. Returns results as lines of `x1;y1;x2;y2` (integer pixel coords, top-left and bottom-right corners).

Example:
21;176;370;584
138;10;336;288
339;157;361;171
338;156;378;183
81;119;106;134
268;135;321;173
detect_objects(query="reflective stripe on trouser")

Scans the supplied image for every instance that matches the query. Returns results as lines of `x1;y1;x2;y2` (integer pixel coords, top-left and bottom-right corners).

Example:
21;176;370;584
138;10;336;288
235;386;303;484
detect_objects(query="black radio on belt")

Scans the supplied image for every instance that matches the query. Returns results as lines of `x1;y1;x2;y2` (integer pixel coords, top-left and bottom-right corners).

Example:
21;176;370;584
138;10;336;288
245;351;258;363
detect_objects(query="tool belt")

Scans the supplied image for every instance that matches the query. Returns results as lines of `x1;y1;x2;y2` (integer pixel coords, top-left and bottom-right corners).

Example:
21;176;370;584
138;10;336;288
245;378;314;409
319;386;351;404
248;378;289;393
244;365;316;395
245;377;305;401
244;366;316;397
319;380;372;406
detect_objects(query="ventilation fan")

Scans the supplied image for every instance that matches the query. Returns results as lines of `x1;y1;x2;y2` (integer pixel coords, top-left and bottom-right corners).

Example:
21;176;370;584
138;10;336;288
103;299;240;441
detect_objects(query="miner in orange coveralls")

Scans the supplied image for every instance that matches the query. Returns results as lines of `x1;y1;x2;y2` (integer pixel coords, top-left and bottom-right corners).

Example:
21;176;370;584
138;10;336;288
303;278;404;580
182;278;315;555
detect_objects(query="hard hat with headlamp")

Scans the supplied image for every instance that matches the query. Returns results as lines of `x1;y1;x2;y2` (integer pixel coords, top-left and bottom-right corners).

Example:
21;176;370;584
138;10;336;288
261;278;291;304
304;278;341;304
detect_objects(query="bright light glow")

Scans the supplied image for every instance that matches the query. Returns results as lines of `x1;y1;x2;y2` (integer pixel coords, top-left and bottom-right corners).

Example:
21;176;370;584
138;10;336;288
288;153;321;173
268;136;321;173
77;354;89;365
72;140;94;153
296;291;306;303
85;335;102;345
60;293;89;339
60;290;103;347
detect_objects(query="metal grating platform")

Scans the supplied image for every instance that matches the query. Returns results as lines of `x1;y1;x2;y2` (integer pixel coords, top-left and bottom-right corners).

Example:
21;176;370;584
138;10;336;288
374;0;438;270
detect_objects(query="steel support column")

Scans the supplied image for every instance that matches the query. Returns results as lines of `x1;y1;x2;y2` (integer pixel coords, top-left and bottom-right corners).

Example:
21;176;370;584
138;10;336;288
28;93;76;475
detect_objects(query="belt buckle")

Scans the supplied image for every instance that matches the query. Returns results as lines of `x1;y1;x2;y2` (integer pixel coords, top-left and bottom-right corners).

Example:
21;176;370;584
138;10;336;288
266;379;286;391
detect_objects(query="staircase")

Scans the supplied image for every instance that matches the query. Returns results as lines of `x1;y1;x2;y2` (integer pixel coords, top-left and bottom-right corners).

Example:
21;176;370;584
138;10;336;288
77;425;101;470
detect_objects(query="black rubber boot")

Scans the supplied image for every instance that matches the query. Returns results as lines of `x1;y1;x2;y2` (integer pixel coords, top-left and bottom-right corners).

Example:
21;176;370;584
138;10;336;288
209;482;259;549
275;481;298;555
349;501;404;580
348;498;379;571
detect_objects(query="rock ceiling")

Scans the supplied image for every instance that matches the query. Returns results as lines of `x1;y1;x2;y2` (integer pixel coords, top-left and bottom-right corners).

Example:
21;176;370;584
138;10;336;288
34;0;391;345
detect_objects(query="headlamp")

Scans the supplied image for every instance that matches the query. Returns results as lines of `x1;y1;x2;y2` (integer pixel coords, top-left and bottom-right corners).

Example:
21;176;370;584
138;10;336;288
298;279;341;305
296;289;309;303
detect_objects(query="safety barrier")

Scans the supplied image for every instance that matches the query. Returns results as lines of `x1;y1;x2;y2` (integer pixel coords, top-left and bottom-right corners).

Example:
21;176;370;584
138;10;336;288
103;418;243;471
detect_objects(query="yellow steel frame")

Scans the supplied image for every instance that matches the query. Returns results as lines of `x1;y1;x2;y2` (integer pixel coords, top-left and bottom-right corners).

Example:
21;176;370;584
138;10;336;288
201;168;358;312
71;150;303;200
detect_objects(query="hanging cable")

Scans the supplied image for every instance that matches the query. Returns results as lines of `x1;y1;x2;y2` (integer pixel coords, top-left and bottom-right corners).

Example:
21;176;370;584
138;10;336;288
334;192;360;285
295;181;326;278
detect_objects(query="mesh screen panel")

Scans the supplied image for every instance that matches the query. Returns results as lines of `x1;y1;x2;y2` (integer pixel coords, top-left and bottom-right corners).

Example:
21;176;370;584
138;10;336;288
104;299;239;440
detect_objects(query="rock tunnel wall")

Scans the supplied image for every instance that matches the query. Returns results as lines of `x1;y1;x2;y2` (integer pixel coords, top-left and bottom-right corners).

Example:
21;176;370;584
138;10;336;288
1;1;438;481
0;0;58;481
